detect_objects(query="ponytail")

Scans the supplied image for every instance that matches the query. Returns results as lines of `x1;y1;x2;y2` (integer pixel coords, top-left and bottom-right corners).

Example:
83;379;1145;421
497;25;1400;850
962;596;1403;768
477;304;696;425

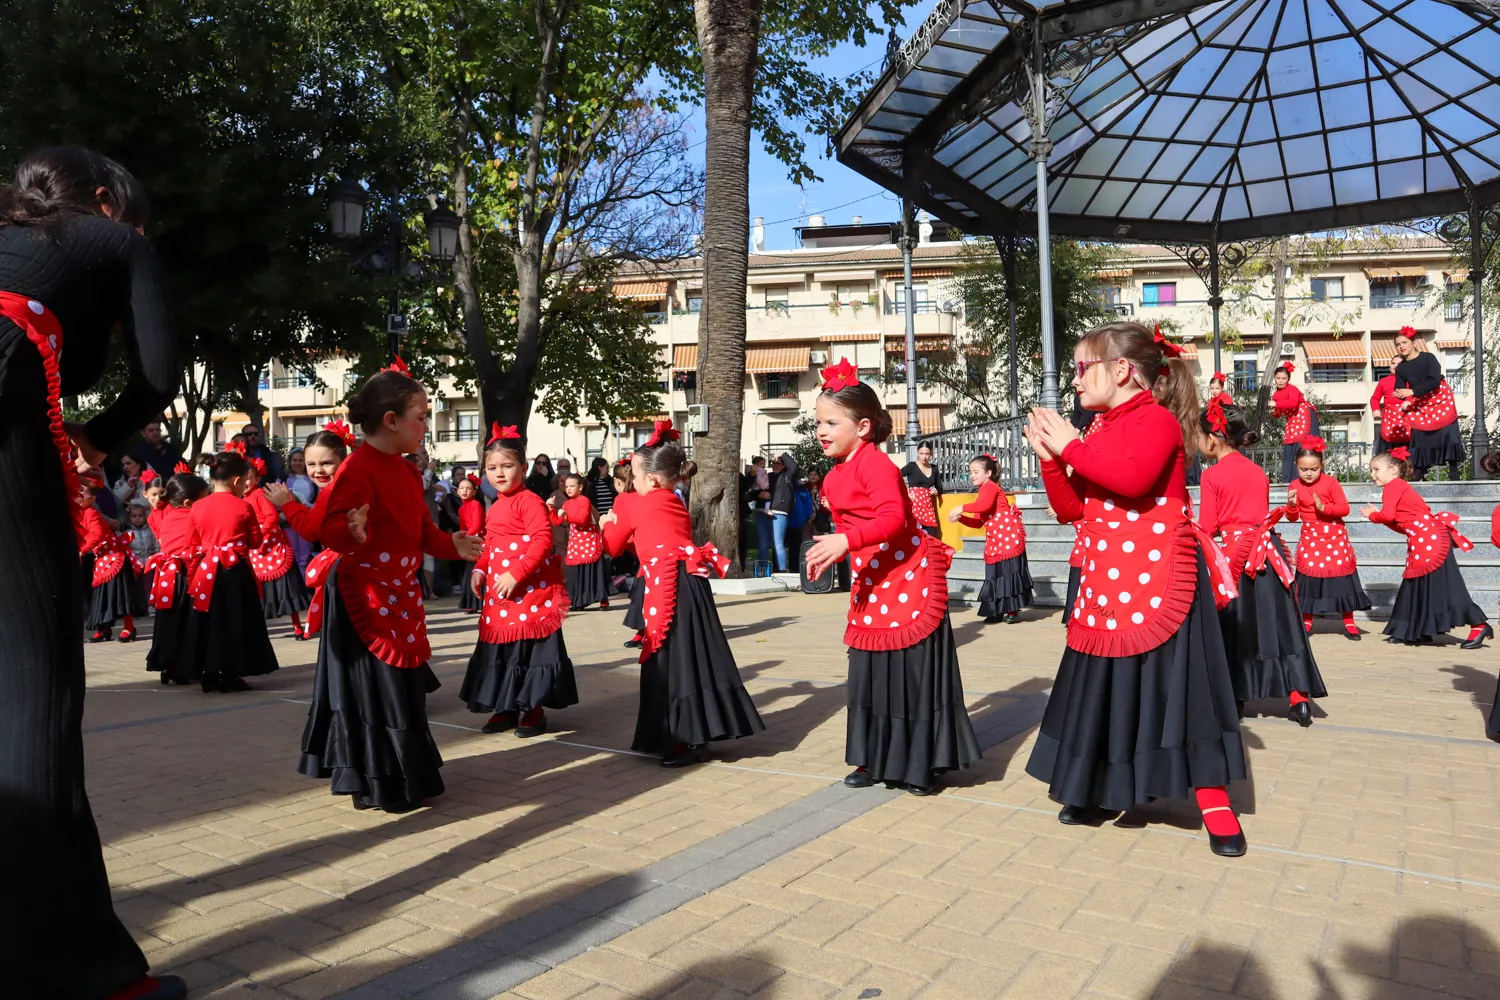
1153;357;1201;455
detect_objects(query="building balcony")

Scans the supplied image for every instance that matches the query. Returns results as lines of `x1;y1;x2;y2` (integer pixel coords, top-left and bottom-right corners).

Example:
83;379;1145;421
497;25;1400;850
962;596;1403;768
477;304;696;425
1370;293;1426;310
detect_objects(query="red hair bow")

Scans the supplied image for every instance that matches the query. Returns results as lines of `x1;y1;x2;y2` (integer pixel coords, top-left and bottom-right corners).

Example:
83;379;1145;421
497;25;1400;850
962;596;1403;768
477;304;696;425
1390;446;1410;461
615;452;634;467
819;357;860;392
1205;395;1228;435
1211;371;1226;382
644;420;679;448
383;354;411;376
323;418;356;447
248;457;267;476
1300;435;1326;453
1399;325;1417;339
465;473;481;487
488;422;521;444
224;439;247;456
173;461;191;475
979;453;997;462
1281;361;1295;374
140;468;158;485
1152;324;1184;359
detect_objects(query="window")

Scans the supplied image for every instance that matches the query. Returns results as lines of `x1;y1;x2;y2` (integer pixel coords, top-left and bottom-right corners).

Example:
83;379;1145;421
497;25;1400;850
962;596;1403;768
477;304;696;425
766;421;797;451
1232;356;1259;391
1142;282;1176;306
764;287;789;316
456;410;479;435
1310;277;1343;300
892;281;930;314
686;293;702;313
256;370;270;390
758;373;799;401
584;427;605;461
1328;428;1348;444
1306;366;1364;383
632;426;657;448
887;357;931;384
965;355;987;390
1445;284;1464;322
836;283;870;304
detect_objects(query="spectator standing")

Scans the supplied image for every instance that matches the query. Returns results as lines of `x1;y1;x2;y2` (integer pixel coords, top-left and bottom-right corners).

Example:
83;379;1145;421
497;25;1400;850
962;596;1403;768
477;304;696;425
112;453;147;508
284;448;317;573
585;456;618;514
126;418;185;480
526;454;555;499
241;423;284;482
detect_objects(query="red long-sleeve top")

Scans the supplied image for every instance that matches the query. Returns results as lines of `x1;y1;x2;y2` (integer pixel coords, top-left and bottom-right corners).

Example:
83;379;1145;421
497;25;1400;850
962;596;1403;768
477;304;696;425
1492;505;1500;550
317;443;461;668
602;487;691;560
1367;477;1431;532
1273;384;1315;444
554;494;603;565
1043;391;1191;521
155;505;200;554
1285;474;1350;523
246;488;279;537
190;491;261;550
1368;477;1471;578
78;506;113;553
1370;374;1398;415
957;479;1026;562
458;497;485;538
1198;451;1269;538
474;484;565;642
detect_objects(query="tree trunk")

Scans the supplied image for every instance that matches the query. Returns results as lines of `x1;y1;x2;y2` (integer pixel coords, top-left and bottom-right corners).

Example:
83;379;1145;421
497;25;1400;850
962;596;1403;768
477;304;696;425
1253;237;1290;431
691;0;763;570
231;364;263;432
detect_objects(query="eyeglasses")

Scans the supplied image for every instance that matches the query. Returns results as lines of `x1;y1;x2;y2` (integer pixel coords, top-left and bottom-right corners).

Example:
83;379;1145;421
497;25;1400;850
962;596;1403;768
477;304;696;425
1073;357;1123;379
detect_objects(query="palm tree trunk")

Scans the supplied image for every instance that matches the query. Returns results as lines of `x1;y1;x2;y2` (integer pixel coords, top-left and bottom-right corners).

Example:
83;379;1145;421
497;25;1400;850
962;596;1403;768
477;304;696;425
691;0;763;569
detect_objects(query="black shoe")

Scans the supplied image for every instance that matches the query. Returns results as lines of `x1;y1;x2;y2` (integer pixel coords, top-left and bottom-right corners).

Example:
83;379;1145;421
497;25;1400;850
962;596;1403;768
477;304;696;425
1384;635;1400;643
843;768;874;788
660;744;706;768
624;637;643;649
1209;830;1248;857
1461;623;1494;650
907;781;939;797
982;615;1002;624
1002;613;1019;624
516;713;548;738
482;712;518;734
1289;700;1313;728
1344;628;1361;641
1235;699;1246;719
1058;804;1115;826
218;675;251;693
382;799;419;814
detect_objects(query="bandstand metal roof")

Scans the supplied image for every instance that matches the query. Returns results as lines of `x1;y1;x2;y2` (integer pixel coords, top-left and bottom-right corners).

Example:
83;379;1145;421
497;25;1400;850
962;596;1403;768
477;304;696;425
836;0;1500;242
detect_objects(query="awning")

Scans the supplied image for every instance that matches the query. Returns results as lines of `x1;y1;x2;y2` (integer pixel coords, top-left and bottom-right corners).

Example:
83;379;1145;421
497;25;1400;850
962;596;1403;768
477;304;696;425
813;270;876;284
888;405;944;435
1436;338;1472;350
1371;342;1397;366
886;335;953;353
275;406;346;418
1094;269;1133;280
1302;338;1367;365
821;331;882;342
745;345;811;374
613;280;668;301
672;344;697;370
624;413;670;423
1363;266;1428;280
884;267;954;279
1176;342;1198;360
1446;270;1470;283
747;272;806;286
1232;337;1270;348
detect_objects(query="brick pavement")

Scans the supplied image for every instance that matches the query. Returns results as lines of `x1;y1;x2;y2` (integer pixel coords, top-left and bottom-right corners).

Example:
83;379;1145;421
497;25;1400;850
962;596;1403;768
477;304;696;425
79;589;1500;1000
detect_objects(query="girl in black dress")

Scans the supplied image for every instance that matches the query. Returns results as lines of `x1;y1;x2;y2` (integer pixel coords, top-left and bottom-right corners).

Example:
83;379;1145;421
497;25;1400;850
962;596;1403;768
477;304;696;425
0;148;185;998
1391;328;1464;480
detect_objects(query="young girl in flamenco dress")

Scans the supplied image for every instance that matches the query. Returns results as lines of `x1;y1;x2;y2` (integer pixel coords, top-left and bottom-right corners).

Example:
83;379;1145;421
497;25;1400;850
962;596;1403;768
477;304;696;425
805;360;980;796
1285;435;1370;640
599;427;763;767
456;473;486;614
1022;322;1249;857
146;472;209;684
459;424;577;738
298;366;483;812
263;422;353;638
1199;399;1325;728
244;453;313;639
79;483;145;643
1271;362;1318;483
551;472;610;610
948;453;1031;624
1364;447;1489;648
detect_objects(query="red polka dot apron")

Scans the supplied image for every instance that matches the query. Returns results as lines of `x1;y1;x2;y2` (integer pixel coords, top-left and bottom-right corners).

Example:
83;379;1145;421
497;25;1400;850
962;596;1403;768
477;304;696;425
564;521;603;565
906;485;938;528
338;550;432;667
1067;412;1107;570
1280;400;1315;444
1289;506;1357;578
145;547;201;609
1404;380;1459;432
248;524;296;582
0;292;86;544
302;549;340;635
91;531;142;586
845;526;951;652
1402;511;1472;579
189;542;252;610
982;499;1026;562
478;531;568;643
1069;495;1236;656
638;542;730;661
1219;509;1295;591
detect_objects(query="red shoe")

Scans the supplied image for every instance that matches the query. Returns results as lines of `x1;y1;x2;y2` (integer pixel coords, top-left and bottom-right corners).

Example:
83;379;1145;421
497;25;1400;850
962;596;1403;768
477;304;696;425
292;625;307;641
118;629;136;643
88;629;111;643
600;600;610;610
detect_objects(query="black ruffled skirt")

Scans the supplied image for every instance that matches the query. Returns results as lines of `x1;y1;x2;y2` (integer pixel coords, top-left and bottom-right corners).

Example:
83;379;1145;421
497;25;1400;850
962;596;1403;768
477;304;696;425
1220;545;1327;700
623;573;645;631
633;565;764;755
1025;548;1246;812
1410;422;1465;472
460;631;578;714
146;572;192;679
458;561;482;612
846;614;981;787
565;557;610;610
299;559;445;810
1385;550;1487;642
261;565;311;619
978;554;1032;618
85;566;144;630
1064;564;1081;625
177;562;279;685
1296;571;1373;615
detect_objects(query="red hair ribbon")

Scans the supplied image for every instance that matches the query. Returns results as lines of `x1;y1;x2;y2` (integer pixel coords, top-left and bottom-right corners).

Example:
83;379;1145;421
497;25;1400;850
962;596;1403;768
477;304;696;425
140;468;158;485
488;422;521;444
1300;435;1326;453
248;457;267;476
383;354;411;376
644;420;679;448
224;439;247;456
979;453;998;462
1390;446;1410;461
615;452;634;467
1280;361;1295;374
173;461;192;475
1152;324;1184;359
1399;325;1417;339
819;357;860;392
323;418;356;447
1205;395;1228;435
1211;371;1226;382
465;473;481;487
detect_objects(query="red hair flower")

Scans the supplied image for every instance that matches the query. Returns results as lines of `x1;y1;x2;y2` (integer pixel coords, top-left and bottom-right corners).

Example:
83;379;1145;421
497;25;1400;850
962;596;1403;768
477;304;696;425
1399;325;1417;339
383;354;411;376
465;473;482;487
1300;435;1326;453
248;457;267;476
1280;361;1295;374
1390;446;1410;461
140;468;158;485
644;420;679;448
819;357;860;392
1205;395;1228;435
224;439;247;456
1152;324;1184;359
1211;371;1226;382
173;461;191;475
488;422;522;444
980;453;997;462
323;418;356;447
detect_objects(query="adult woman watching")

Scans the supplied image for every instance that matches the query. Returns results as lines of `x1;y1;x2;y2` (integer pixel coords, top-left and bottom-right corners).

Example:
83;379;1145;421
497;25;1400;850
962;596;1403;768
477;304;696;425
1392;327;1463;480
0;148;183;997
900;442;943;539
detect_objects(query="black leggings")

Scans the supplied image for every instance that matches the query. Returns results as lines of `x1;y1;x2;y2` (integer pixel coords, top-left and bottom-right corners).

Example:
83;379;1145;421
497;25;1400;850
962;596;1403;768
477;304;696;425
0;347;146;996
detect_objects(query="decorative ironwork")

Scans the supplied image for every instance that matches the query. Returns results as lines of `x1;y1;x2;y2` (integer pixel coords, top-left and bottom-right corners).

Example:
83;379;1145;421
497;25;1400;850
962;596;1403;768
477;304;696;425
888;0;969;81
917;416;1038;491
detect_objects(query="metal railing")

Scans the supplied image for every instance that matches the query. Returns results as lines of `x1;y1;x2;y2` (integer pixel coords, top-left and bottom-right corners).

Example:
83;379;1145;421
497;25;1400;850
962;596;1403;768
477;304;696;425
1370;293;1425;309
1446;301;1464;322
1246;441;1372;482
273;375;317;389
1305;368;1366;383
917;416;1039;492
436;429;481;442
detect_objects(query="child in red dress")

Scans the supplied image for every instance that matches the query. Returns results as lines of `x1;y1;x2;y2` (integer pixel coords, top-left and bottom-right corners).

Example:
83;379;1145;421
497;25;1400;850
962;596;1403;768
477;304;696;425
459;425;576;737
298;367;483;812
244;455;313;639
599;430;763;767
1023;322;1247;856
550;473;610;610
1285;436;1370;639
1271;362;1318;483
146;473;209;684
1363;447;1488;647
805;361;979;796
456;474;485;614
79;484;144;643
263;423;353;637
949;453;1031;624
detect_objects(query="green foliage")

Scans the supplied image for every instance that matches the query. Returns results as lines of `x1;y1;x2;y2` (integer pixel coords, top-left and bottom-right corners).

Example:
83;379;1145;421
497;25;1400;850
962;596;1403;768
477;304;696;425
790;415;834;478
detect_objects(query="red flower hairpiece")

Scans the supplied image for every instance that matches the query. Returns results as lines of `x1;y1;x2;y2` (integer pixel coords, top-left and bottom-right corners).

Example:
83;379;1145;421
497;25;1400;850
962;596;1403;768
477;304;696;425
323;418;356;447
1280;361;1295;374
819;357;860;392
383;354;411;376
248;457;267;476
224;439;247;456
1211;371;1226;383
173;461;191;475
1152;324;1184;359
465;473;481;487
1205;395;1228;435
615;452;634;467
1399;325;1417;339
1390;446;1410;461
488;422;522;444
1300;435;1326;454
140;468;158;485
644;420;679;448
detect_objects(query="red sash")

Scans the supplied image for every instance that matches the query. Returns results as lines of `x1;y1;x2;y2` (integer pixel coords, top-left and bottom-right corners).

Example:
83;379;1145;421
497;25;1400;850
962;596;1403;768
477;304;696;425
1403;511;1472;579
302;548;340;635
0;293;84;544
906;485;938;527
1220;510;1295;591
189;542;251;611
638;542;729;661
145;549;199;609
1404;380;1459;432
91;531;140;586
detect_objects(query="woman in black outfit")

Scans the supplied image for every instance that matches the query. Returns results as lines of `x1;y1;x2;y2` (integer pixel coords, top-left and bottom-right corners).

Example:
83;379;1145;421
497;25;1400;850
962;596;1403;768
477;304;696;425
1392;329;1464;481
585;455;617;514
900;442;944;539
524;453;555;499
0;149;184;998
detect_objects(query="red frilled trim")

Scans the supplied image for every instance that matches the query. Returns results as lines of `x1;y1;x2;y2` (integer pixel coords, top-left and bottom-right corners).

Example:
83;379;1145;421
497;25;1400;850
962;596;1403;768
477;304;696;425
1065;523;1198;658
843;531;951;652
479;580;569;645
639;542;730;662
249;527;296;582
0;294;85;545
302;549;340;636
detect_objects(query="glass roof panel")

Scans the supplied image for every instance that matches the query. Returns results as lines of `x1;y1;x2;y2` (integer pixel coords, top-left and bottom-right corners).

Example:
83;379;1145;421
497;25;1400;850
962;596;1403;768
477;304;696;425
1452;33;1500;77
1327;126;1374;167
1320;84;1371;128
1312;37;1367;87
1289;172;1335;208
1332;166;1377;202
1306;0;1348;39
1274;0;1311;46
1123;182;1174;218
